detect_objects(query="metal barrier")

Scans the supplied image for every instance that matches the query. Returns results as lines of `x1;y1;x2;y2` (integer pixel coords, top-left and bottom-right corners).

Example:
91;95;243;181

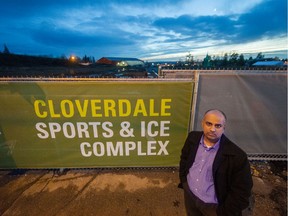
0;74;287;162
160;69;287;161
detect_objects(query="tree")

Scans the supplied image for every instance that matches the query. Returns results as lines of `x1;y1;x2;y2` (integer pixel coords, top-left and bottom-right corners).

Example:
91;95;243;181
229;52;239;66
186;52;194;65
60;54;68;60
202;53;211;67
82;55;89;63
256;52;264;60
222;53;228;67
3;44;10;54
238;54;245;66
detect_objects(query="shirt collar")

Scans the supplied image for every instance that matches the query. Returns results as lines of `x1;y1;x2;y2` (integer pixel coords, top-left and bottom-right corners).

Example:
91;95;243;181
200;135;221;151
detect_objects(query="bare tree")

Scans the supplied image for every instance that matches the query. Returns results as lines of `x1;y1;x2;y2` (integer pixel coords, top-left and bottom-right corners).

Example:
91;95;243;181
3;44;10;54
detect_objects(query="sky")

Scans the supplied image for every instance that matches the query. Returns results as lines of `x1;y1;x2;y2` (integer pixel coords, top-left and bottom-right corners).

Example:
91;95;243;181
0;0;287;62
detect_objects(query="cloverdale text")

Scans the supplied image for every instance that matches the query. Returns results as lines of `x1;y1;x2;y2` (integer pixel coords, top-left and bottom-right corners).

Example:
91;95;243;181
33;98;172;158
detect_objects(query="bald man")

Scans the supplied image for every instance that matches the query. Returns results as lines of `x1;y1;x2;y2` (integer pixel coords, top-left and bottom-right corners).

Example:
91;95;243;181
179;109;253;216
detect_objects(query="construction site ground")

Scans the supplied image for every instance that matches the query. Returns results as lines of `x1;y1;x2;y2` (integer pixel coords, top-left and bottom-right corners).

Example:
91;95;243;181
0;161;286;216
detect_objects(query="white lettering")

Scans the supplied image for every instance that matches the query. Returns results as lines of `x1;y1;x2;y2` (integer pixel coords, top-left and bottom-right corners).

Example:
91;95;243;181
106;141;124;156
35;122;49;139
80;142;92;157
137;141;146;156
102;122;114;138
92;142;105;156
34;122;113;139
140;121;170;137
63;122;76;138
79;140;169;157
77;122;90;138
49;122;61;138
158;141;169;155
125;141;136;156
147;141;157;155
160;121;170;136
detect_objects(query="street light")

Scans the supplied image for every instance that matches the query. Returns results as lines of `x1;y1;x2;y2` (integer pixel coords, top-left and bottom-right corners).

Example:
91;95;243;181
69;55;76;62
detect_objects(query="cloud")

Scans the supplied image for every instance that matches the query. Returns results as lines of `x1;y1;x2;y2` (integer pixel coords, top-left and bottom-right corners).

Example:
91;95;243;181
237;0;287;41
0;0;286;60
31;21;134;47
153;15;236;40
151;0;287;51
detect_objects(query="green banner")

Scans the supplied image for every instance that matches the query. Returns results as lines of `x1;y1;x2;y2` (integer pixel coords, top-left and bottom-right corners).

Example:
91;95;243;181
0;80;193;168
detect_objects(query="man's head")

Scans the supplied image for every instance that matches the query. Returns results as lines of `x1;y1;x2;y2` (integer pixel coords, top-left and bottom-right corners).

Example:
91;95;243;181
201;109;226;144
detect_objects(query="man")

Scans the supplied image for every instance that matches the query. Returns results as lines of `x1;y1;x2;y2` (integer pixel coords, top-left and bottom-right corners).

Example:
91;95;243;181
179;109;253;216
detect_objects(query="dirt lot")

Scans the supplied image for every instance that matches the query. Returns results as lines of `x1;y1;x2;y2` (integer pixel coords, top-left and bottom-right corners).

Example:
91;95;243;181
0;161;286;216
250;161;287;216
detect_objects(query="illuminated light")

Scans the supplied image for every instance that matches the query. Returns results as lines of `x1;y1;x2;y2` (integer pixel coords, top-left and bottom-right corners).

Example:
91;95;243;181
70;55;76;62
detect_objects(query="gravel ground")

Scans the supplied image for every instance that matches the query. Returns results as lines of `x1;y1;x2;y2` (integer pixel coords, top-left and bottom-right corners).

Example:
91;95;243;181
250;161;287;216
0;161;286;216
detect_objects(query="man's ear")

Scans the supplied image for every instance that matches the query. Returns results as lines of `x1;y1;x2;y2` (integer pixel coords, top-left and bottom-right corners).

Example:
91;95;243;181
201;120;204;128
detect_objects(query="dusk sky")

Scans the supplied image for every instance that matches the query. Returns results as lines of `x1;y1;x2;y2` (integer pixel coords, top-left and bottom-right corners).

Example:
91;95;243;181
0;0;287;61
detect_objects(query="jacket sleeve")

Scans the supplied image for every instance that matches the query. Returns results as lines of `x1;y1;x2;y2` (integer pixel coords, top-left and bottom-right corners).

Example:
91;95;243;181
179;132;195;187
216;153;253;216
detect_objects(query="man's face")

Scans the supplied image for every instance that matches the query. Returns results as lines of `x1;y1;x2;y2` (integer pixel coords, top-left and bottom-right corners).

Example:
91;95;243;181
201;111;226;144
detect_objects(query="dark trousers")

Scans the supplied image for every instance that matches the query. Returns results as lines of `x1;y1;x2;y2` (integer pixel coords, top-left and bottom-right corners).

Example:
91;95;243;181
183;182;218;216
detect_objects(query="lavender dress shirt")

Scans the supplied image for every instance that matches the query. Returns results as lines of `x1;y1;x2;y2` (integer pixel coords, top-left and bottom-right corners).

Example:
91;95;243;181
187;136;220;204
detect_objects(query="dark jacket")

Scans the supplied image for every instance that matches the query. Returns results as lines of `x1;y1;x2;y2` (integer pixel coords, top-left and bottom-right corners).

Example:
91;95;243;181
179;131;253;216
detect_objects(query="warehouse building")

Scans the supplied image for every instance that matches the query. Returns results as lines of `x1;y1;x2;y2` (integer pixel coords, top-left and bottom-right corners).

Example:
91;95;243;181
96;57;145;67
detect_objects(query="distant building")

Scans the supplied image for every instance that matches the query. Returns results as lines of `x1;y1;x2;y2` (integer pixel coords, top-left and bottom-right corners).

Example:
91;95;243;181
96;57;144;67
252;61;284;67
